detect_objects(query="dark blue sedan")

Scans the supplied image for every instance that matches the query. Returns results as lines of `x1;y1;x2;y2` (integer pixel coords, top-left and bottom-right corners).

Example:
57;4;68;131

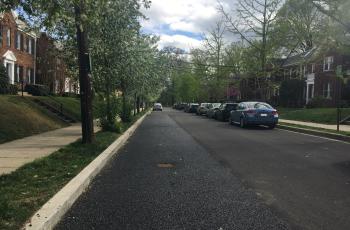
229;102;278;129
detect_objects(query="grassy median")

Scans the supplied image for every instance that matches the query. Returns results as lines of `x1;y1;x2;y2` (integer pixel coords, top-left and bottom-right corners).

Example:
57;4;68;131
0;109;149;230
279;122;350;137
0;131;119;230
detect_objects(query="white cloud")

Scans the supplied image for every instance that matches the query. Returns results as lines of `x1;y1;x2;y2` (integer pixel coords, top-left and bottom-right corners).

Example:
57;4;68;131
141;0;238;51
157;34;203;51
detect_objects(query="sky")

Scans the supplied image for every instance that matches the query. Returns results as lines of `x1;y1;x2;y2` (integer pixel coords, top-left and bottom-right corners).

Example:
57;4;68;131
140;0;236;52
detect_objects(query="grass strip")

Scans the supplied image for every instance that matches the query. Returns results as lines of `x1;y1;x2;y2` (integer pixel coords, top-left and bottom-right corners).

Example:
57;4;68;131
278;122;350;137
0;109;149;230
0;131;119;230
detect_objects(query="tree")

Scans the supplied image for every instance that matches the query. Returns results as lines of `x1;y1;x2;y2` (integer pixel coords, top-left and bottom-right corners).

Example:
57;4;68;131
203;19;227;101
219;0;283;100
8;0;105;143
273;0;327;54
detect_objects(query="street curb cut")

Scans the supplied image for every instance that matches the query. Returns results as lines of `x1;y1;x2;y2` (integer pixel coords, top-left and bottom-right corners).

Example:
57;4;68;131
24;111;151;230
277;124;350;143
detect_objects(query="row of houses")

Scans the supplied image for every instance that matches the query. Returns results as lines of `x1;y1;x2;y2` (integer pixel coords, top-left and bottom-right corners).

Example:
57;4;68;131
0;10;77;94
227;47;350;107
280;47;350;106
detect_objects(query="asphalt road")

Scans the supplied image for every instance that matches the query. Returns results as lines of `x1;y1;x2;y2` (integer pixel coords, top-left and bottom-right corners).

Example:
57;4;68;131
56;108;350;230
56;109;291;230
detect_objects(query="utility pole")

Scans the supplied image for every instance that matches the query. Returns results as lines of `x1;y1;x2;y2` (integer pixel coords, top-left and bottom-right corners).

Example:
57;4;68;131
75;0;94;143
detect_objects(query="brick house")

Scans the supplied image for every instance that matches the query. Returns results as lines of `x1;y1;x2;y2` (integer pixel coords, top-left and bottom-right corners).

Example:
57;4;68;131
280;47;350;106
0;11;36;86
36;33;77;94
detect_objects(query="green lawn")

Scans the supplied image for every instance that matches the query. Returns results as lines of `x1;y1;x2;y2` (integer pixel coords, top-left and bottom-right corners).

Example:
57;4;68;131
278;107;350;124
0;96;67;144
0;131;119;230
0;109;148;230
36;96;81;121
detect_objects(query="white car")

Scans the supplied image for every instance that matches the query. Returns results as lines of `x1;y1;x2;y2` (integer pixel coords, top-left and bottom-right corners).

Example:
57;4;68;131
153;103;163;111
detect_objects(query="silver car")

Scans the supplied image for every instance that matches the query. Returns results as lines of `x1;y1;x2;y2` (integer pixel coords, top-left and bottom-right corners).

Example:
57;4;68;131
153;103;163;111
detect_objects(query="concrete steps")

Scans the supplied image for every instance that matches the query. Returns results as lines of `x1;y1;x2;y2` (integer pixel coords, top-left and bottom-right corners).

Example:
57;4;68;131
32;98;77;124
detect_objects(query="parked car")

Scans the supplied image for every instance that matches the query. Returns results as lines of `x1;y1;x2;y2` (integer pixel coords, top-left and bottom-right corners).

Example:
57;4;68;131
215;103;238;121
185;103;199;113
174;103;186;110
153;103;163;111
196;103;211;115
229;102;278;129
206;103;221;119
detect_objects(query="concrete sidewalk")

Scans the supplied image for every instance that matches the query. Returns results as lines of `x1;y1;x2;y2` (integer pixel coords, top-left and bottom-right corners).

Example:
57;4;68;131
279;119;350;132
0;124;100;175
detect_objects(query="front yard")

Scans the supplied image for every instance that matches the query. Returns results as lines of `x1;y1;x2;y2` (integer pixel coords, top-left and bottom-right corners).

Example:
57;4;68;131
0;96;67;144
278;107;350;124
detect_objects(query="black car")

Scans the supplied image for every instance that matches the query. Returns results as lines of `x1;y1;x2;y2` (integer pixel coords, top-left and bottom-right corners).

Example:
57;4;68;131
175;103;187;110
215;103;238;121
185;103;199;113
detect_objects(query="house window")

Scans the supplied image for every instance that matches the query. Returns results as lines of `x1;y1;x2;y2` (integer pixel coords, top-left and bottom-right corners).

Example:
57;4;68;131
23;36;29;52
27;37;31;53
31;38;35;55
6;28;11;47
28;38;35;55
16;32;21;50
324;56;333;71
19;66;24;82
14;64;19;83
26;68;34;84
323;83;332;98
302;65;306;77
27;68;31;84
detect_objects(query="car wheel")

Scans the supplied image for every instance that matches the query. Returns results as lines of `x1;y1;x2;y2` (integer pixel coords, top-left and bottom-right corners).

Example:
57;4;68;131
240;117;245;128
229;117;233;125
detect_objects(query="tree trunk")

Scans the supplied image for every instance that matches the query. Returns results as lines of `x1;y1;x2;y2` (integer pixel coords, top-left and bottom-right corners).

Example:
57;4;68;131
121;79;128;122
137;95;140;113
75;1;94;144
133;92;136;116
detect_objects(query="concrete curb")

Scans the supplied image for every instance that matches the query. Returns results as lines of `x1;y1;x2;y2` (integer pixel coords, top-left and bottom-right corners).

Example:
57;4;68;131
24;111;151;230
277;124;350;143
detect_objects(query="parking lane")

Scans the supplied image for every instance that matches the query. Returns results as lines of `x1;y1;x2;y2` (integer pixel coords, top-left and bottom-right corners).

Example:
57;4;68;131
168;109;350;230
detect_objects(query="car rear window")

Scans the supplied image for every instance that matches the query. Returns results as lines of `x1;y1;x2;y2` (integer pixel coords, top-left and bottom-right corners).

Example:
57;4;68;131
254;103;272;109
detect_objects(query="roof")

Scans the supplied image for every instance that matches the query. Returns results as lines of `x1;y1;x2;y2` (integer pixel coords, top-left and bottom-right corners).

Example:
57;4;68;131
0;10;37;38
282;48;317;67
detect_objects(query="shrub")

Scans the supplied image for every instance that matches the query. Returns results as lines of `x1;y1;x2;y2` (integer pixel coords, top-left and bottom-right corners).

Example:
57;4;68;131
8;84;18;95
61;92;79;98
95;96;121;132
279;79;305;108
25;84;50;96
121;101;133;122
306;96;333;108
0;64;9;95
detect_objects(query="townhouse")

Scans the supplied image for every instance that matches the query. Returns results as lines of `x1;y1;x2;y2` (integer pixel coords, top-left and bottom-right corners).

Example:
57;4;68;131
0;10;36;86
281;47;350;106
1;10;77;95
